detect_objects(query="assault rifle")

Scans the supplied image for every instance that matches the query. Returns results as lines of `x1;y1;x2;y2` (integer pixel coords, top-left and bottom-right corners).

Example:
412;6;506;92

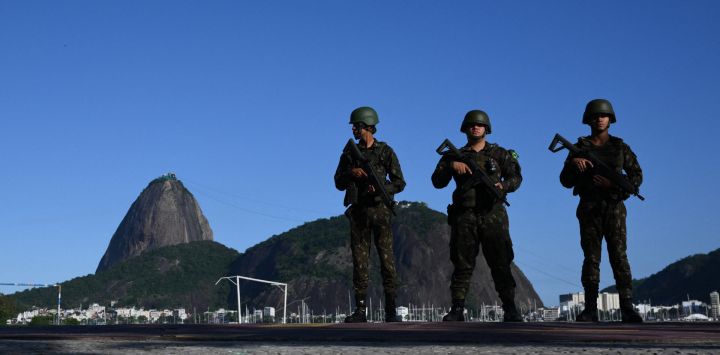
344;139;397;215
435;139;510;207
548;133;645;201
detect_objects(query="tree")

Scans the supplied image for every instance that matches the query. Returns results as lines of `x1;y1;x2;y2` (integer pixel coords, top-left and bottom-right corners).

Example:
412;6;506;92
0;295;17;326
64;318;80;326
30;315;54;326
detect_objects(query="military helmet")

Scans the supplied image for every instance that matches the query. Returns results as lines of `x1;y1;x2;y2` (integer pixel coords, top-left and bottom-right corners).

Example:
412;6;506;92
583;99;616;124
461;110;492;134
349;106;379;126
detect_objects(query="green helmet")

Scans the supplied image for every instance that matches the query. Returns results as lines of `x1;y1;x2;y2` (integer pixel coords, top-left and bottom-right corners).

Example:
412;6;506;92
461;110;491;134
349;106;379;126
583;99;616;124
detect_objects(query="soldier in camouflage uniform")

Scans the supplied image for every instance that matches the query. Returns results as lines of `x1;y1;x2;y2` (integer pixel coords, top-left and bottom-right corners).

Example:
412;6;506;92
432;110;523;322
559;99;643;323
334;106;406;323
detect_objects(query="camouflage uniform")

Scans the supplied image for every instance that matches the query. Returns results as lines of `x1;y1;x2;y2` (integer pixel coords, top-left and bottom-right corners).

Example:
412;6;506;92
560;135;642;300
334;140;405;300
432;143;522;306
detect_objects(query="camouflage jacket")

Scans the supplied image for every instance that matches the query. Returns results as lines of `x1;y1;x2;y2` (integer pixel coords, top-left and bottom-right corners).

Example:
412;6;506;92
432;142;522;208
334;140;406;207
559;135;642;201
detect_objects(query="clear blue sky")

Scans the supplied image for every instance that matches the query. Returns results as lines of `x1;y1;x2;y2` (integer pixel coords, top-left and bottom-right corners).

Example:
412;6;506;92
1;1;718;306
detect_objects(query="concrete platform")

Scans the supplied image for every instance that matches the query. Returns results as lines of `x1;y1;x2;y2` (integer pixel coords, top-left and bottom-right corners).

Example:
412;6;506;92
1;322;719;346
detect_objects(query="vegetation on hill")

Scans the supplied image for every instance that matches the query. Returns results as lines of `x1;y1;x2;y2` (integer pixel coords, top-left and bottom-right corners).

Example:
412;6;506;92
9;202;544;313
602;248;720;304
0;294;17;325
229;201;543;311
10;241;239;311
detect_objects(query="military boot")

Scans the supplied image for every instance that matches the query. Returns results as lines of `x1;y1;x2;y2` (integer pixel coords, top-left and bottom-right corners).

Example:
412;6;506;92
344;299;367;323
576;290;598;322
620;298;643;323
500;290;523;322
442;299;465;322
502;303;523;322
384;294;402;322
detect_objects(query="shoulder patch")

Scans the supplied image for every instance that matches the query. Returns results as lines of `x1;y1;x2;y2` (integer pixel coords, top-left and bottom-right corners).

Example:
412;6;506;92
509;149;519;160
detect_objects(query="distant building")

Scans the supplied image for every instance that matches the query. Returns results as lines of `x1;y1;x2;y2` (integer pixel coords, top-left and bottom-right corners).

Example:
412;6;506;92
263;307;275;318
559;292;585;305
682;300;705;315
86;303;105;319
16;308;42;324
560;291;619;312
115;307;134;318
396;306;409;321
541;307;559;321
149;310;162;322
173;308;187;322
599;293;620;311
710;291;719;319
635;303;652;320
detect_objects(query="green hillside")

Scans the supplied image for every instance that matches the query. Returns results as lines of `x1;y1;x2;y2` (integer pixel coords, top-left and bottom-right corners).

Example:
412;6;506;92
9;202;544;313
228;201;543;311
602;248;720;304
10;241;239;311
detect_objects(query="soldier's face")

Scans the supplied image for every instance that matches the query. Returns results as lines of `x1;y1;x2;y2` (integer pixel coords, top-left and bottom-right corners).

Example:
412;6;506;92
590;116;611;131
352;124;365;139
465;124;486;140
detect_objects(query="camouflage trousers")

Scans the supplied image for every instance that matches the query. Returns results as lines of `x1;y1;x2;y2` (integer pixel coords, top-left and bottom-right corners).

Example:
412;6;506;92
448;203;516;301
346;203;397;297
577;199;633;298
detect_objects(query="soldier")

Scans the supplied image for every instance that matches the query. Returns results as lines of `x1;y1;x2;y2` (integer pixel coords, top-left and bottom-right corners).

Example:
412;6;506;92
334;106;406;323
432;110;523;322
559;99;643;323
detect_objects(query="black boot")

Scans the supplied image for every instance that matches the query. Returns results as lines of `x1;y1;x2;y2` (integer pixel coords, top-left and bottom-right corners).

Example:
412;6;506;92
576;289;598;322
384;294;402;322
502;303;523;322
443;299;465;322
620;298;643;323
345;299;367;323
500;290;523;322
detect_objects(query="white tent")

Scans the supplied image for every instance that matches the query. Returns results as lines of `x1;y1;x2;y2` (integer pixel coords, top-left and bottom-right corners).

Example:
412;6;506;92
682;313;710;321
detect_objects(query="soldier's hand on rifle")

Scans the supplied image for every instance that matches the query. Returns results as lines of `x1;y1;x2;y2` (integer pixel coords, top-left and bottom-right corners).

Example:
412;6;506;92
494;182;504;191
572;158;594;172
367;185;376;193
351;168;368;179
592;175;613;188
452;162;472;175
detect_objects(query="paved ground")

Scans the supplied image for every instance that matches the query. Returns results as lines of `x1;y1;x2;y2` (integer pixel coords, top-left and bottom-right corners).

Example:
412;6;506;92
1;322;719;354
2;340;720;354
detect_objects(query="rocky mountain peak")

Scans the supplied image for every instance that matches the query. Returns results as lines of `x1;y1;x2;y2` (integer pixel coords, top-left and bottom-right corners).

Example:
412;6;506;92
96;173;213;273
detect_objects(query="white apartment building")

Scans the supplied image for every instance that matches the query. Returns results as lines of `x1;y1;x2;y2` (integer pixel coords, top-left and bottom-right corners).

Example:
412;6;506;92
599;292;620;311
